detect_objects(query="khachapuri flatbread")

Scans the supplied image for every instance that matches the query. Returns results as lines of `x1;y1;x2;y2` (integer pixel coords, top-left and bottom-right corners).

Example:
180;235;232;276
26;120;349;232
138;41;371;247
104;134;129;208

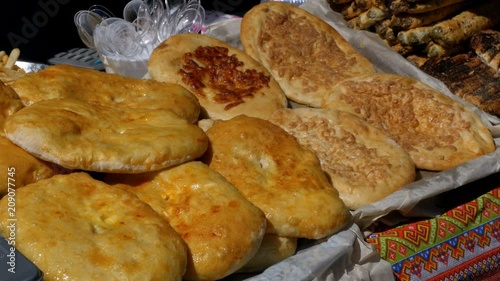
4;98;208;173
0;172;187;281
203;115;350;239
148;33;287;120
240;2;376;107
105;161;267;280
321;73;496;171
11;64;201;123
270;108;416;209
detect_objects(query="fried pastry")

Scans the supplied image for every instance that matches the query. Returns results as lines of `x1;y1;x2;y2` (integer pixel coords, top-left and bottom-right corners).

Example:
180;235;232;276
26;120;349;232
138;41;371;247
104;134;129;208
321;73;496;171
269;108;416;209
0;81;23;135
148;33;287;120
240;2;376;107
203;115;350;239
0;172;187;281
0;136;54;195
4;98;208;173
11;64;201;123
105;161;267;280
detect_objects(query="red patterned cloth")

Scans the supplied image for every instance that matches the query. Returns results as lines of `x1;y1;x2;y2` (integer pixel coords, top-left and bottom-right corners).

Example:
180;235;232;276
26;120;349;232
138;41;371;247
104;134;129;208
366;187;500;281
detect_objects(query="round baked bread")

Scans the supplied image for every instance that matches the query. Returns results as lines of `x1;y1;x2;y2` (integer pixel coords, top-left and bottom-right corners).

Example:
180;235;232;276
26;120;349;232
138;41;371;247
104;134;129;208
321;73;496;171
105;161;267;280
4;98;208;173
240;2;376;107
0;172;187;281
203;115;350;239
11;64;201;123
0;136;54;195
239;234;297;273
269;108;416;210
0;81;23;135
148;33;288;120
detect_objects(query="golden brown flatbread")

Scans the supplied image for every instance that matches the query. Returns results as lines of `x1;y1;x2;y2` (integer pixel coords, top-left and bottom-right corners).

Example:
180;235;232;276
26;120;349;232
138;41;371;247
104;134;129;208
269;108;416;209
203;115;350;239
239;234;297;273
148;33;287;120
321;73;496;171
240;2;376;107
11;64;201;123
0;82;23;135
0;172;187;281
4;98;208;173
105;161;267;280
0;136;54;195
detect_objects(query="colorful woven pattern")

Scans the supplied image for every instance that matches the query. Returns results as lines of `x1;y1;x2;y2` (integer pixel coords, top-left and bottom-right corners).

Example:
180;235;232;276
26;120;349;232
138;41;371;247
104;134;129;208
366;187;500;281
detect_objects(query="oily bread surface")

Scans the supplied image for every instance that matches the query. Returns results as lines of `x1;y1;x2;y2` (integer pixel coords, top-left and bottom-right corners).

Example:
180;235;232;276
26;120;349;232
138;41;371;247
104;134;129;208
11;64;200;123
240;2;376;107
148;33;287;120
321;73;496;171
106;161;266;280
0;136;54;195
0;82;23;135
269;108;416;210
0;172;187;281
4;98;208;173
203;115;350;239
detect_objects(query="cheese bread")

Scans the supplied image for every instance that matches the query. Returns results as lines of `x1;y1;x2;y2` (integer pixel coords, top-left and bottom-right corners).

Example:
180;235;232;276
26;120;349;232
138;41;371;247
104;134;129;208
148;33;287;120
240;2;376;107
270;108;416;210
321;73;496;171
11;64;201;123
4;98;208;173
0;136;54;195
105;161;267;280
203;115;350;239
0;172;187;281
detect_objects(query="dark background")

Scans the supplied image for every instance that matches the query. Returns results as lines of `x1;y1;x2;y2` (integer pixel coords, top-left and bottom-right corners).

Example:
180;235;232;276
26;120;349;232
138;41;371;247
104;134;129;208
0;0;259;64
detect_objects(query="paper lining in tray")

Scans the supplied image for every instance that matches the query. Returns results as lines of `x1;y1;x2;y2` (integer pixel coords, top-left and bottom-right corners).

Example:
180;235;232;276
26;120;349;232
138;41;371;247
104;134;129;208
204;0;500;280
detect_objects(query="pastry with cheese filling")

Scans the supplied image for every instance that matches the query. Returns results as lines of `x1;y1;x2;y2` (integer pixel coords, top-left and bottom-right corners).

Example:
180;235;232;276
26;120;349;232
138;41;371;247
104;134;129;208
4;98;208;173
0;172;187;281
148;33;287;120
202;115;350;239
270;108;416;209
321;73;495;171
240;2;376;107
105;161;267;281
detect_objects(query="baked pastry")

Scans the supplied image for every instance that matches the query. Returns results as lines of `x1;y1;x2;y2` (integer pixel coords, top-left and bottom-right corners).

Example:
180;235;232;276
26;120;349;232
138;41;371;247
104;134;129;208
105;161;267;280
148;33;287;120
321;73;496;171
0;172;187;281
4;98;208;173
269;108;416;209
0;136;54;195
11;64;201;123
239;234;297;273
202;115;350;239
0;81;23;135
240;2;376;107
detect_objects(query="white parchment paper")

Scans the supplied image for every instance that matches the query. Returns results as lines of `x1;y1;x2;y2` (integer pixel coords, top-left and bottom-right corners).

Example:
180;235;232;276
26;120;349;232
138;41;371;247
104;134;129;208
205;0;500;279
